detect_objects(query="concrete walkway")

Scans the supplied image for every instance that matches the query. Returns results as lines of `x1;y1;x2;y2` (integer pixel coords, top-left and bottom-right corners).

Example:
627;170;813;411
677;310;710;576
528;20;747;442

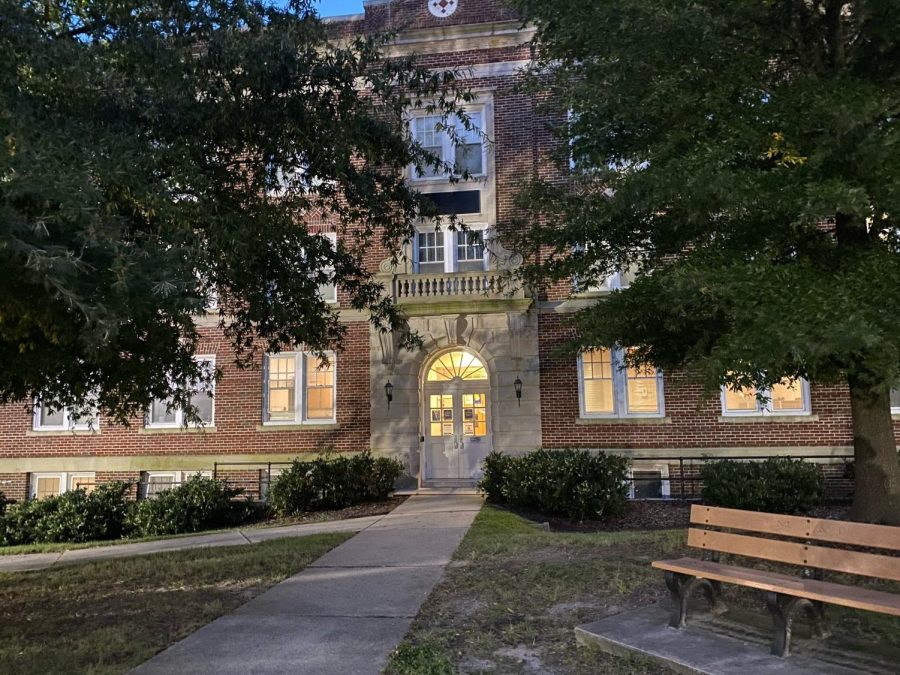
0;514;387;574
132;494;482;675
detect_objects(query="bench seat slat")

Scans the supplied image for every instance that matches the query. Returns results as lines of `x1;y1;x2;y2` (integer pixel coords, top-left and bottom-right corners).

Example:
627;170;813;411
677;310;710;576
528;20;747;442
652;558;900;617
687;528;900;582
690;505;900;552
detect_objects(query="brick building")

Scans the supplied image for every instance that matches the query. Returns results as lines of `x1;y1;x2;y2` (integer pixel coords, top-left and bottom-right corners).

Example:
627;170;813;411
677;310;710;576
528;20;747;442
0;0;887;502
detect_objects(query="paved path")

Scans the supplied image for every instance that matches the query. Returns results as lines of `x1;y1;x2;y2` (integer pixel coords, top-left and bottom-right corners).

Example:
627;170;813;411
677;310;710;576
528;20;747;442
130;494;482;675
0;515;387;574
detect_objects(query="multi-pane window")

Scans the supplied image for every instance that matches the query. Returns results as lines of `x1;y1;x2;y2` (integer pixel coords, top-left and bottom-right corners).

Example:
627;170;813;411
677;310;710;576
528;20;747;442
415;227;487;273
578;347;664;418
316;232;338;304
28;472;98;499
146;356;216;428
721;378;811;416
410;110;485;179
264;352;336;424
456;231;486;272
33;403;96;431
416;231;445;273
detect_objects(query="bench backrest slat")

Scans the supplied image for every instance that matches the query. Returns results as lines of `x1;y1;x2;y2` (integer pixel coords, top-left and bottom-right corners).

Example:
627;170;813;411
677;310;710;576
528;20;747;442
690;505;900;552
687;528;900;582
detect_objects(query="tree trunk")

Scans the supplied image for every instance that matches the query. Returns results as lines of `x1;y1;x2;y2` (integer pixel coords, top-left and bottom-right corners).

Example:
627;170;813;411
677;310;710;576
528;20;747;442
847;375;900;525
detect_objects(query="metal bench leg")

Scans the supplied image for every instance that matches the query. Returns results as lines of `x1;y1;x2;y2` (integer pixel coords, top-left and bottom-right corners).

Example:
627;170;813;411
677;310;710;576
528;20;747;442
664;572;726;629
766;593;829;657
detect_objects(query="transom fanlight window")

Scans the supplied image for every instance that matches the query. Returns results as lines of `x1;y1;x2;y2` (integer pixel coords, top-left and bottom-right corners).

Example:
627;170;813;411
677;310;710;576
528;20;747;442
427;351;487;382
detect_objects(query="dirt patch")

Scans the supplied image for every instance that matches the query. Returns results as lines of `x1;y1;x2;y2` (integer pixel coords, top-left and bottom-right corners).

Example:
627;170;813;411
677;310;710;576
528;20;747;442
495;645;547;673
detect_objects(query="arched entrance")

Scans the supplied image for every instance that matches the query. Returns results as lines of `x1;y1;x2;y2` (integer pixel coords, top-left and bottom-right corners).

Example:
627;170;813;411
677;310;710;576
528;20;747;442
422;349;492;482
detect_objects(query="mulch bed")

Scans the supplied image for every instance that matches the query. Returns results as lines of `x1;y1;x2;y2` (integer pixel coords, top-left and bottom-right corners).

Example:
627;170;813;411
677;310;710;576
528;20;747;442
255;495;408;528
507;500;852;533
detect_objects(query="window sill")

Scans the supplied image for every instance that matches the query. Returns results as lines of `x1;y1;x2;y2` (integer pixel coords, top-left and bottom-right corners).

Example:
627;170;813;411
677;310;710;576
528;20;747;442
576;416;671;426
255;423;339;432
717;414;818;424
139;426;216;435
27;429;100;437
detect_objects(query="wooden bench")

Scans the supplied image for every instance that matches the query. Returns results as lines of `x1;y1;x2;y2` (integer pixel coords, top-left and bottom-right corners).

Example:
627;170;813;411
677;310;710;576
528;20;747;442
652;505;900;657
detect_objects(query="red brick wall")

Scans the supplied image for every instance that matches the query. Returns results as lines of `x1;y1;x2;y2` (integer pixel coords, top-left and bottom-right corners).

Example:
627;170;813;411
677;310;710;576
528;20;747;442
0;473;27;502
0;322;370;462
538;313;881;450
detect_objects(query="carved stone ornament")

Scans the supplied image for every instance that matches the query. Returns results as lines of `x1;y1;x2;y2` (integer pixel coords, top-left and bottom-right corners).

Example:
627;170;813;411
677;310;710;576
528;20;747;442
428;0;459;19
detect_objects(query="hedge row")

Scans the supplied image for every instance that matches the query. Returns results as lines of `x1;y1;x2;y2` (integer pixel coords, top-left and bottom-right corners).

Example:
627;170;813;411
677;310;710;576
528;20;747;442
0;477;251;546
479;449;629;522
700;457;824;514
1;452;405;546
268;450;404;516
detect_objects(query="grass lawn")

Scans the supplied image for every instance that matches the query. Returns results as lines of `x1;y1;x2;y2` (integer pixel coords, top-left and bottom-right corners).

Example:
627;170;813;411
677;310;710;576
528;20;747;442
385;506;900;675
0;533;352;674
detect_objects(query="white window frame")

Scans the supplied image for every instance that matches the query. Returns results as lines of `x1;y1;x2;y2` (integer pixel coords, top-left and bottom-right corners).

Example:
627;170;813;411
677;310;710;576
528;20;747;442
29;472;67;499
145;355;216;429
720;379;812;417
408;106;488;182
69;473;97;492
577;347;665;419
32;402;98;432
413;224;489;273
316;232;338;304
890;389;900;415
627;463;671;500
262;351;337;425
140;470;211;499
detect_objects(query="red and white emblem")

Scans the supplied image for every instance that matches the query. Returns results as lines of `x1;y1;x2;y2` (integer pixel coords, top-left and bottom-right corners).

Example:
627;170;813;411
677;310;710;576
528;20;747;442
428;0;458;18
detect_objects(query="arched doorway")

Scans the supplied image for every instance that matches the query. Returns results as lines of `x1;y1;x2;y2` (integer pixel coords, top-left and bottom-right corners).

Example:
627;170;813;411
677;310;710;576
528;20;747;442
422;349;492;482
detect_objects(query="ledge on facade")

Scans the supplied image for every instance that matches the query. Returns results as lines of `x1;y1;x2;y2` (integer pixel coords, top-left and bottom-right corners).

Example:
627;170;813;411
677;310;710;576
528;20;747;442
716;414;819;424
138;426;217;435
576;416;672;426
26;429;101;437
254;423;340;432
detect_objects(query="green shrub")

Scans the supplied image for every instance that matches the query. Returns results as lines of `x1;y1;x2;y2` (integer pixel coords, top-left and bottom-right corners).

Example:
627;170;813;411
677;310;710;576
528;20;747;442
477;449;630;522
0;482;131;545
0;491;7;516
701;457;824;514
129;475;250;537
268;450;405;517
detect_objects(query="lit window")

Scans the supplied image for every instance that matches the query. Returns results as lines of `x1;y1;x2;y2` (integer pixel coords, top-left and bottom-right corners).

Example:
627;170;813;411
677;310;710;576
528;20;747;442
415;226;488;274
70;474;96;494
410;110;485;180
264;351;336;424
578;347;664;418
721;378;811;416
31;474;62;499
146;356;216;428
426;351;488;382
33;402;97;432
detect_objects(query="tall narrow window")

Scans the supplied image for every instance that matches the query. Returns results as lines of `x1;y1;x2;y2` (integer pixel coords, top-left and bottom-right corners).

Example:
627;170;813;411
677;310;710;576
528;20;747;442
264;351;337;424
267;356;297;421
581;349;615;415
413;115;445;177
721;378;811;416
316;232;338;304
454;111;483;175
578;347;664;418
305;354;335;420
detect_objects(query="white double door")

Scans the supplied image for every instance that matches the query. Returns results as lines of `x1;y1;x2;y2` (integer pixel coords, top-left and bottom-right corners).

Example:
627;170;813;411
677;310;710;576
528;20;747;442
423;382;491;481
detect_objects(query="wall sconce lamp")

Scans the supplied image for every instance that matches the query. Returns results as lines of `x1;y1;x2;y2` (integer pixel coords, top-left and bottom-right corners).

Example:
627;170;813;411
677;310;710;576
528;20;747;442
514;376;523;407
385;381;394;409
